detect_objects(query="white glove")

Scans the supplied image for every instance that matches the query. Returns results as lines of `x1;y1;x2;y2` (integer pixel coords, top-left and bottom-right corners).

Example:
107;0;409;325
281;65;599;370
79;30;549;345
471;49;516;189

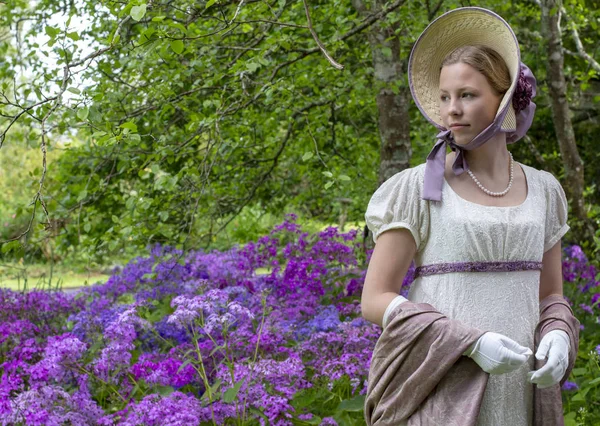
382;295;409;329
464;332;533;375
527;330;570;389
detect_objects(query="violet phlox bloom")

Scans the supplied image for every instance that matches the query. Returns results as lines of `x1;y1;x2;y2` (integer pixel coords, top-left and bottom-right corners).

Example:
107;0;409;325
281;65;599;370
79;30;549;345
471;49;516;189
294;305;341;339
562;245;598;290
131;353;196;388
185;249;248;287
93;304;151;380
214;355;311;424
29;333;87;384
592;293;600;308
98;391;204;426
0;360;28;417
565;245;588;263
561;381;579;391
167;290;254;333
68;300;128;343
4;336;43;364
3;384;102;426
0;319;39;345
204;301;255;334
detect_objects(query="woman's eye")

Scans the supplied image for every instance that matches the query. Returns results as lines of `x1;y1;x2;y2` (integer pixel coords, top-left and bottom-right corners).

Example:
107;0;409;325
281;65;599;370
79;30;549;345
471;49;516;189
440;95;448;101
462;92;474;98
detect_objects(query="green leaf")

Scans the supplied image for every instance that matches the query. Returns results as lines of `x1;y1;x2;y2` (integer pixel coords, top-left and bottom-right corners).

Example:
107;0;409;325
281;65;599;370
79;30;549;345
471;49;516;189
336;394;365;412
83;223;91;232
302;152;314;161
45;26;59;38
1;241;21;254
205;0;217;9
67;32;80;41
156;385;174;396
338;175;351;181
177;358;193;373
120;122;138;132
67;87;81;94
246;62;260;72
322;171;333;178
324;181;334;190
564;412;577;426
209;345;224;356
588;376;600;386
572;367;587;376
77;190;88;202
152;16;166;22
200;379;222;401
130;5;147;22
111;215;120;223
77;107;89;121
170;40;184;54
222;379;245;403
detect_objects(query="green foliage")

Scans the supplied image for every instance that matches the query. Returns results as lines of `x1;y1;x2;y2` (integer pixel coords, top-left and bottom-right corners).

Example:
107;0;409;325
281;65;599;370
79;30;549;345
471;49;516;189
0;0;597;262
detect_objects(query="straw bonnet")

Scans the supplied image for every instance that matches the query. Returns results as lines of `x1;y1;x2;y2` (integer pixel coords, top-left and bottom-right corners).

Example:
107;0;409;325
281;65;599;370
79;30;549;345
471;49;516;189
408;7;520;132
407;7;537;202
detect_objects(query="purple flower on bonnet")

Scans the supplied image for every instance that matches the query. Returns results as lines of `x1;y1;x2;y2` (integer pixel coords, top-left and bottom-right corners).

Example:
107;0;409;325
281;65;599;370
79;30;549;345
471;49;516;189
512;64;533;114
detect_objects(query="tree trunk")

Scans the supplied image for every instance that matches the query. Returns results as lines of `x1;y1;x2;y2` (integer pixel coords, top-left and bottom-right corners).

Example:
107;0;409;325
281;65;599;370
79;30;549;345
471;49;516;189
352;0;412;186
540;1;588;229
353;0;412;253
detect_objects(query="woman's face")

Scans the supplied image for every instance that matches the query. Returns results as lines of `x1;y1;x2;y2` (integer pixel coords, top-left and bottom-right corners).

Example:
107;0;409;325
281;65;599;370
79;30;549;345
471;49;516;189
438;62;503;145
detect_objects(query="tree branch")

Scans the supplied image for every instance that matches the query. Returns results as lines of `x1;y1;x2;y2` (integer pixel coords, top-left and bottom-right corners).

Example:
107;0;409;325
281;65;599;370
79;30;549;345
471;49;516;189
561;7;600;73
302;0;343;69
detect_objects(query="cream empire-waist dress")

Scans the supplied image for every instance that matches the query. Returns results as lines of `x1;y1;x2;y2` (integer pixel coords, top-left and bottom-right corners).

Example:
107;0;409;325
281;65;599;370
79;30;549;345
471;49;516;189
365;162;570;426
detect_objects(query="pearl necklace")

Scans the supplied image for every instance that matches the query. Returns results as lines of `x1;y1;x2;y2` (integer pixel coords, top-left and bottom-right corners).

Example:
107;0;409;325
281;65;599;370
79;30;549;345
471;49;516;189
466;152;514;197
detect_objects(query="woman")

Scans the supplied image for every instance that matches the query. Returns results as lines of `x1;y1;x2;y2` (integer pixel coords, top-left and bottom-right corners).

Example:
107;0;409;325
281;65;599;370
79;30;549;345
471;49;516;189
361;7;580;426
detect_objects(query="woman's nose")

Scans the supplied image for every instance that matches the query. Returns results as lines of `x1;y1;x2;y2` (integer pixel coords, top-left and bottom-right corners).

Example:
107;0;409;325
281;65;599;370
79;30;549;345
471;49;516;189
449;98;462;115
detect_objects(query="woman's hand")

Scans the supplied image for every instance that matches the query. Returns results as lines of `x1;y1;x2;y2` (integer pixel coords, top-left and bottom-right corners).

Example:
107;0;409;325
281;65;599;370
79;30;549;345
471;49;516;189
527;330;570;389
465;332;533;375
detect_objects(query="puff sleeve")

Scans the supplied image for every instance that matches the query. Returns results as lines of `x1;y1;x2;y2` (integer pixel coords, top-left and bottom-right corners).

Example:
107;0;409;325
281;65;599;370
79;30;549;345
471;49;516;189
365;166;430;250
543;172;570;253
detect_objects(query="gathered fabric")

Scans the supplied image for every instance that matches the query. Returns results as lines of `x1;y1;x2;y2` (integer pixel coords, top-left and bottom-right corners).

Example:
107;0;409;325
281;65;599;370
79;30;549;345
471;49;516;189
364;294;580;426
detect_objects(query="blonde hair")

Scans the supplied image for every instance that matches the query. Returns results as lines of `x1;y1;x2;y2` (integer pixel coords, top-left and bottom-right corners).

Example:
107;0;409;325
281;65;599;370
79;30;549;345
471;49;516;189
441;45;511;96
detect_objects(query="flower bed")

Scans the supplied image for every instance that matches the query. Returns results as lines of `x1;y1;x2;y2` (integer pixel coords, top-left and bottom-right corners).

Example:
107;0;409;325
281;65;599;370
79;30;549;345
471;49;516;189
0;215;598;425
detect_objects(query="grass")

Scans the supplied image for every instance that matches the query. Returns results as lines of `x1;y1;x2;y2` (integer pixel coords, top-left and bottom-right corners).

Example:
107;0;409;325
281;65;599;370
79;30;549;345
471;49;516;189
0;262;109;292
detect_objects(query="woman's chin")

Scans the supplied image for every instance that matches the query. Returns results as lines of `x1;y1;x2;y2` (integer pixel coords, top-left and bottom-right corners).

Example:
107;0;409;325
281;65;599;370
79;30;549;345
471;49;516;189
452;135;471;146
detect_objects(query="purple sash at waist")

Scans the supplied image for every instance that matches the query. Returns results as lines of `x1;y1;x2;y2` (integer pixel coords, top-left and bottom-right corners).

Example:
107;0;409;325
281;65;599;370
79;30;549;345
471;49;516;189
414;261;543;278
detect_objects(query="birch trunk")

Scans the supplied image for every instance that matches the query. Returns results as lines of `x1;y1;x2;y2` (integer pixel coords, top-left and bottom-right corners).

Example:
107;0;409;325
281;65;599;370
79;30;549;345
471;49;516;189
352;0;411;186
540;0;587;225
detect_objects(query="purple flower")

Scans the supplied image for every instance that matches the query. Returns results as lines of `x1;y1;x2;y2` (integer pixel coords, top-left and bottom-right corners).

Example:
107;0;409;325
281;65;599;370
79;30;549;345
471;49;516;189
565;245;587;263
4;384;103;425
562;381;578;391
100;391;204;425
93;304;150;381
167;291;254;335
131;354;196;388
512;64;533;113
29;333;87;383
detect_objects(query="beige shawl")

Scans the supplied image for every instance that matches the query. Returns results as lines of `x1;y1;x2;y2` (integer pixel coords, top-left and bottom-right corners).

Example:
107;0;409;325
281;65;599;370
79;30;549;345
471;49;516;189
364;294;580;426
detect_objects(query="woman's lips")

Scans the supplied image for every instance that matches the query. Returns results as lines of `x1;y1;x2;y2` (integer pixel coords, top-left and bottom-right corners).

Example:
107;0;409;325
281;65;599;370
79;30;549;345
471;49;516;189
450;124;469;130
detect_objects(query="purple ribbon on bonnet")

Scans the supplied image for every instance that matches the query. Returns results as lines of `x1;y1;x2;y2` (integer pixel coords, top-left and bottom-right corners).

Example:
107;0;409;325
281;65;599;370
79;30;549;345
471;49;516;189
422;63;537;201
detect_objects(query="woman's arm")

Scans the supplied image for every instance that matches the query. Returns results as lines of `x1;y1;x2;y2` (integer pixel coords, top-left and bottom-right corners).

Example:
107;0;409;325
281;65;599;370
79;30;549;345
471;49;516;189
361;228;417;327
539;240;564;302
